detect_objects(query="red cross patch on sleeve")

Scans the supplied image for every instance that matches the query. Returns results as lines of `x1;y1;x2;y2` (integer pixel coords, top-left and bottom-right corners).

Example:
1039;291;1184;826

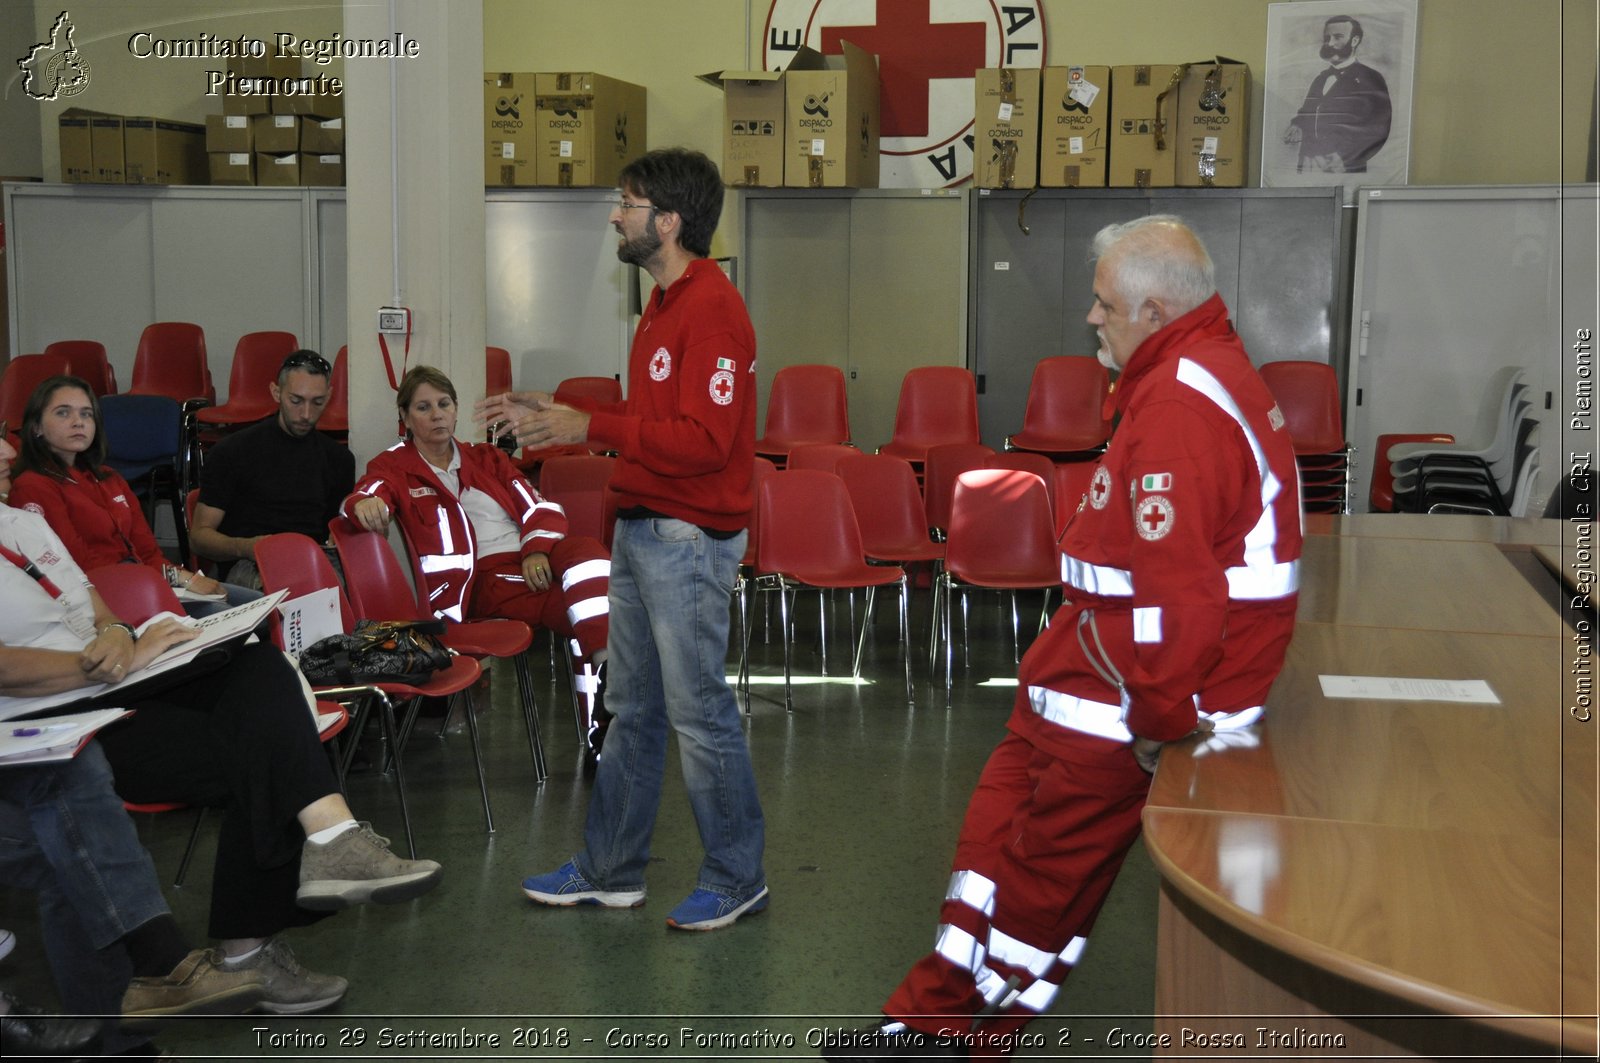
1136;495;1175;540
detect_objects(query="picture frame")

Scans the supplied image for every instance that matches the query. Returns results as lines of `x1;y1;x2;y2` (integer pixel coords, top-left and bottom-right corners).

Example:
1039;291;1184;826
1261;0;1418;194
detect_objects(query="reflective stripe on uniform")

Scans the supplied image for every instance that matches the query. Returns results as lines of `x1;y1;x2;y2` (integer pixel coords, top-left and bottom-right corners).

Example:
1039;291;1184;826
562;559;610;589
1060;556;1133;596
567;597;608;626
420;553;473;574
934;923;983;974
1132;607;1162;644
1028;686;1132;743
945;870;996;918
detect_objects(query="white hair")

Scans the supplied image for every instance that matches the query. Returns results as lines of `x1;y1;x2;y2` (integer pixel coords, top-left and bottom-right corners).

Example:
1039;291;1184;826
1091;214;1215;321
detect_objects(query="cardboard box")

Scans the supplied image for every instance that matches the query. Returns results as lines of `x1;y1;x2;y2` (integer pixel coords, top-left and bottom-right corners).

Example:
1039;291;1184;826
271;85;344;119
1109;64;1182;188
301;117;345;154
222;55;299;116
90;115;125;183
533;72;648;187
698;47;826;188
256;152;301;187
484;71;536;187
300;153;344;186
1175;58;1251;187
206;114;253;153
251;113;300;154
124;118;206;185
784;40;880;188
209;151;255;185
58;110;96;182
973;68;1040;189
1040;65;1111;187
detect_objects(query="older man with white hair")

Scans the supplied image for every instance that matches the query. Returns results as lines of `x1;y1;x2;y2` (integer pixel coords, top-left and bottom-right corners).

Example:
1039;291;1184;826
828;215;1305;1059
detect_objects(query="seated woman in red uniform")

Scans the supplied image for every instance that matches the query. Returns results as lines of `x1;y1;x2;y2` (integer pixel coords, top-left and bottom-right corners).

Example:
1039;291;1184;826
343;365;612;758
9;376;257;617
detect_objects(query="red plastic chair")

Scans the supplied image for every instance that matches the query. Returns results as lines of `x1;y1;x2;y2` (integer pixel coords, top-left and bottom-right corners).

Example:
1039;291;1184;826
0;353;71;430
755;364;850;468
1050;461;1098;536
1370;433;1455;512
318;347;349;435
555;376;622;406
90;562;348;884
1006;356;1112;455
328;519;549;781
836;453;945;569
988;451;1057;510
44;340;117;396
933;469;1059;690
196;331;298;427
878;366;981;470
750;470;912;711
537;454;617;546
515;376;625;473
785;442;860;473
127;322;214;404
922;442;997;537
255;532;485;853
486;346;513;397
1260;360;1351;514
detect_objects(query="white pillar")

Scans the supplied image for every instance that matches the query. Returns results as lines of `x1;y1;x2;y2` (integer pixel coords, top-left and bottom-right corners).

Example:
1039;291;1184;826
341;0;485;468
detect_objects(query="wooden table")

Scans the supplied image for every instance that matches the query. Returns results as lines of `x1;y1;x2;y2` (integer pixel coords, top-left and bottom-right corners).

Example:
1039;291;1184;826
1144;532;1597;1057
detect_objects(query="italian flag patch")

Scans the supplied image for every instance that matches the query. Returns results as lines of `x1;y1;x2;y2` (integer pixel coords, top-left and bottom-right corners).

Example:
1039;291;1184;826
716;357;736;371
1141;473;1172;491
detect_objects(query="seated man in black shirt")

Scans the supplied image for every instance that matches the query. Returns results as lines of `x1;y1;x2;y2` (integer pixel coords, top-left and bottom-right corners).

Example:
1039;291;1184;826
192;350;355;586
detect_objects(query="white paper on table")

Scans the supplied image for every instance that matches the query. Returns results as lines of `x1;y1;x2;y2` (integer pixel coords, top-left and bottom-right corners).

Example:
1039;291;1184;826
1318;675;1500;704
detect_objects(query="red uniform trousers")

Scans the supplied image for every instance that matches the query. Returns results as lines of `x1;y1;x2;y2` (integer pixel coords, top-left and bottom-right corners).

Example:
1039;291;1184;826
884;709;1150;1058
466;536;610;662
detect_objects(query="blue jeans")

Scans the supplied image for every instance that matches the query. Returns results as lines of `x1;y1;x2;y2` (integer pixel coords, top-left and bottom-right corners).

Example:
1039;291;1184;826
576;517;765;897
0;742;169;1047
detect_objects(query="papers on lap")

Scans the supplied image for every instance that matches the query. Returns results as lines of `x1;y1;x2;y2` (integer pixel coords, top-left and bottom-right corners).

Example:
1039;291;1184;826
0;590;288;721
0;708;132;766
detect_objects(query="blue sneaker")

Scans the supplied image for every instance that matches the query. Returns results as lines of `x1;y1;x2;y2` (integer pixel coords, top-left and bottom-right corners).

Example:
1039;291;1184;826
665;885;769;931
521;860;645;908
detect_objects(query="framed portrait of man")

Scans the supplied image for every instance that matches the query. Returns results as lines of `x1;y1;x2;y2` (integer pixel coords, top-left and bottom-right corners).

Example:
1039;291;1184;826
1262;0;1418;193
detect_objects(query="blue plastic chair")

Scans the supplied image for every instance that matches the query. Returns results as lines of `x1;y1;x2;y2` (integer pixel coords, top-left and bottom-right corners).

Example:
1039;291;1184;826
99;394;189;563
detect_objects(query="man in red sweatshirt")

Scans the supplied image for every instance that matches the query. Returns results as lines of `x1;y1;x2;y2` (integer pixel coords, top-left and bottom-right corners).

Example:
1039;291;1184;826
824;215;1304;1059
480;148;767;932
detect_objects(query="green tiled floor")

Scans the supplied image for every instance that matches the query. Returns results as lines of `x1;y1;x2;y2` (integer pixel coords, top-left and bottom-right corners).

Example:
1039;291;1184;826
0;593;1159;1059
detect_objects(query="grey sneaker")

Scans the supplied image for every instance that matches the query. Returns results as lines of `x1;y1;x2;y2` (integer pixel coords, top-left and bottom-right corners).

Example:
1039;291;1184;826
121;948;265;1020
229;939;347;1014
297;822;442;911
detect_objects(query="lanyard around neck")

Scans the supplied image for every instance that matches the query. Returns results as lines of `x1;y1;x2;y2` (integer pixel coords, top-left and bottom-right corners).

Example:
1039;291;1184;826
0;541;63;599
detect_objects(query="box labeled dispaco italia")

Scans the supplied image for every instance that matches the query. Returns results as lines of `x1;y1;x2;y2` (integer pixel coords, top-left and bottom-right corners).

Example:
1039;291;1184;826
1040;65;1110;187
485;72;536;187
1109;64;1181;188
784;40;880;188
533;72;647;187
972;67;1040;189
1174;58;1251;187
698;46;825;187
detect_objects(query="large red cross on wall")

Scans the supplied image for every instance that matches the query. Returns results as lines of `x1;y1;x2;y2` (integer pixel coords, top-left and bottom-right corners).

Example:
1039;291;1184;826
820;0;985;139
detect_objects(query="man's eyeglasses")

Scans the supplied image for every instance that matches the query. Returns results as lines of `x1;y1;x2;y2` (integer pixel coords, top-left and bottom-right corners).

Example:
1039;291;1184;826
280;351;332;375
616;199;657;213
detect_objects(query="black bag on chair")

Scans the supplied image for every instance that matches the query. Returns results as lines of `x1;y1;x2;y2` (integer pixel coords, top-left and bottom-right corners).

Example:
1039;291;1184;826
299;620;454;686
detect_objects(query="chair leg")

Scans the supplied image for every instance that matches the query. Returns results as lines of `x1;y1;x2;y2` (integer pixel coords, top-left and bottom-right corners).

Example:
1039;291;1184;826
172;807;207;888
899;576;914;707
457;686;494;833
851;585;877;678
778;578;794;712
513;651;548;783
374;691;417;858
